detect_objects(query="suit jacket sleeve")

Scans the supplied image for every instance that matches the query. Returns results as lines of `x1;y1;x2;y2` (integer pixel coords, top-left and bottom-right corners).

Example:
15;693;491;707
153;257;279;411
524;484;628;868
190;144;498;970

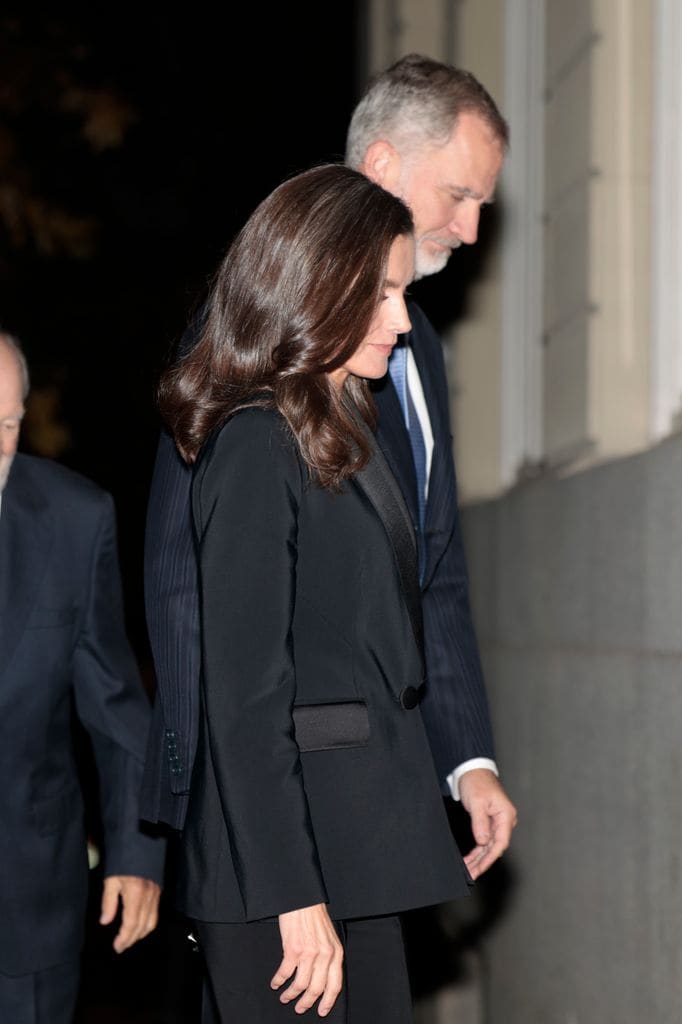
72;491;165;883
412;305;496;781
195;411;327;920
420;494;496;778
140;426;199;825
141;314;205;827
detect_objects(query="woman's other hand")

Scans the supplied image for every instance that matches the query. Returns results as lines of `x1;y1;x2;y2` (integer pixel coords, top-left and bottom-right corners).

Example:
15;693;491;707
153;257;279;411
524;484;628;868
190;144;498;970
272;903;344;1016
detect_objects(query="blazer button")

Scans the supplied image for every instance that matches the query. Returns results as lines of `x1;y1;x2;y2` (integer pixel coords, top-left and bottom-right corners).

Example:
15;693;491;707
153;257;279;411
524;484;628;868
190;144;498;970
399;686;420;710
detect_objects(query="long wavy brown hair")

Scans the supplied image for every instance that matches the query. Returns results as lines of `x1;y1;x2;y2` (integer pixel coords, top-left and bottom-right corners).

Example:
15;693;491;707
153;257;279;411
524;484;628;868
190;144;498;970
159;163;413;489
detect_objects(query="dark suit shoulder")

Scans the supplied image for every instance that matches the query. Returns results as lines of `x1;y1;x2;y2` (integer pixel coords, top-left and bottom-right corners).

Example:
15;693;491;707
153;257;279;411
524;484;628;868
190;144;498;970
10;453;111;516
194;406;303;511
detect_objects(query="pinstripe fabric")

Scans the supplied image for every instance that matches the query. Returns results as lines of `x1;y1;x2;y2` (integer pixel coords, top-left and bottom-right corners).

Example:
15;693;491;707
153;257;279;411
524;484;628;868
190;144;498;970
373;301;495;788
140;429;200;828
141;314;205;829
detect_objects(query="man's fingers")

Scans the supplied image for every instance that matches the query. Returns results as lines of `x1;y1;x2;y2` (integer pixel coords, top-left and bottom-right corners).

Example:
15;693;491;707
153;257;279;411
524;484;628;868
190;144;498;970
102;876;162;953
464;818;514;879
470;809;492;847
463;844;484;868
463;843;488;879
115;890;159;952
113;894;144;953
113;914;148;953
99;877;120;926
470;799;512;846
464;842;496;880
459;771;519;881
113;919;137;953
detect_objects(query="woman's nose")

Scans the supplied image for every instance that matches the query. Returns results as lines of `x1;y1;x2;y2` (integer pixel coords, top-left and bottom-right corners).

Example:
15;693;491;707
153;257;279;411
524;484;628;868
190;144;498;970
393;298;412;335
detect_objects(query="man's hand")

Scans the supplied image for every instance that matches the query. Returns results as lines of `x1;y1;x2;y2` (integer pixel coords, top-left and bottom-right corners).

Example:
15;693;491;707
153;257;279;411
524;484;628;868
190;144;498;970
100;875;161;954
458;768;517;880
272;903;344;1017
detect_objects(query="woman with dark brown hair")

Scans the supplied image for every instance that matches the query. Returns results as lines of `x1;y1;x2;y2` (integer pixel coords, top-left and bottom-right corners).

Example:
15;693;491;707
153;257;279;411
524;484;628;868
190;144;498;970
160;164;472;1022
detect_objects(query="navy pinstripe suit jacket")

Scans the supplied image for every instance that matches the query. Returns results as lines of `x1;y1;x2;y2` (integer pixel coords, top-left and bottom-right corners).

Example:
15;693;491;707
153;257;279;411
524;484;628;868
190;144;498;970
140;300;495;828
373;302;495;784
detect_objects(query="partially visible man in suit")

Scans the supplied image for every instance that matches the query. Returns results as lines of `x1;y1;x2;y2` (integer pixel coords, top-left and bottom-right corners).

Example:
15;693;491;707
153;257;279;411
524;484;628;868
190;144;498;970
0;332;164;1024
347;54;517;877
142;54;516;881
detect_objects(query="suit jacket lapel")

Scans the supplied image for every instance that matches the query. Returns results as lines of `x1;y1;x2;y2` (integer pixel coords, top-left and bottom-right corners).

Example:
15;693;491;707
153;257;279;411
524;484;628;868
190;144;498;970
350;420;424;666
0;459;54;677
409;328;457;590
371;373;420;530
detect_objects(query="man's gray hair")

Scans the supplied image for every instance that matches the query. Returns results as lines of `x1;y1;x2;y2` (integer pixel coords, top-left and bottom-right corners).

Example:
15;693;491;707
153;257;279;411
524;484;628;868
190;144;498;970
345;53;509;169
0;331;30;400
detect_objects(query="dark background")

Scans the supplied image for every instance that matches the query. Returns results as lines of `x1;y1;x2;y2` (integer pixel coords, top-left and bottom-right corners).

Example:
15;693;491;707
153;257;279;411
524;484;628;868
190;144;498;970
0;6;361;664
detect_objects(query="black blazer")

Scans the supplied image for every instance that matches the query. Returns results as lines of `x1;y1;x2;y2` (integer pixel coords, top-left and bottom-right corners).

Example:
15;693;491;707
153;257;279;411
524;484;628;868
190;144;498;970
141;300;495;825
177;407;470;923
0;454;164;976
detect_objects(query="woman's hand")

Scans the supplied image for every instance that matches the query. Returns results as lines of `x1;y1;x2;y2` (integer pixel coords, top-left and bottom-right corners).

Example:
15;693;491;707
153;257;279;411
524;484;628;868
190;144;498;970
271;903;344;1016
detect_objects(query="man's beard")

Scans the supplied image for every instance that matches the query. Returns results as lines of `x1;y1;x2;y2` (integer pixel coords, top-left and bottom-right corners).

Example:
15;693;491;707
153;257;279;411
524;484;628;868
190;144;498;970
414;237;460;280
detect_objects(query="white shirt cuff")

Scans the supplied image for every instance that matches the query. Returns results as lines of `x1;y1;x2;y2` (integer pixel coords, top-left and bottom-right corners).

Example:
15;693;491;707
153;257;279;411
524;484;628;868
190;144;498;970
446;758;499;801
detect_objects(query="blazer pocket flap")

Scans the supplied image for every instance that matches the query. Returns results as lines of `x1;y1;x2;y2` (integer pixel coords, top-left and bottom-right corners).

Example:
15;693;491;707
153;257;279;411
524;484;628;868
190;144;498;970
27;606;76;629
293;701;369;752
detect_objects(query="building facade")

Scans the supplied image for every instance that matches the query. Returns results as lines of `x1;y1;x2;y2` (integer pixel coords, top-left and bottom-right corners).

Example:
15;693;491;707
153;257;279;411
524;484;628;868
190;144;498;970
361;2;682;1021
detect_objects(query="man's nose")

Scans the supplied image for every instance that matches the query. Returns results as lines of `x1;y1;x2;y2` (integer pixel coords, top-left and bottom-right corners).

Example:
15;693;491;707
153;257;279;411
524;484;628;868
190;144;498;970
450;204;480;246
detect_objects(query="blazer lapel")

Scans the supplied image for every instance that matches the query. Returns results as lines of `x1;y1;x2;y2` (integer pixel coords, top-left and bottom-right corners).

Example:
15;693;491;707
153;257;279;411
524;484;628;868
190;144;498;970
350;419;424;665
409;330;457;590
371;373;420;531
0;459;54;677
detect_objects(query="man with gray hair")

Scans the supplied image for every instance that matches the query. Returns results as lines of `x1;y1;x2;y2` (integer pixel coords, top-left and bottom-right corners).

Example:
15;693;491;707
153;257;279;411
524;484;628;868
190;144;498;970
345;53;517;878
143;53;515;882
0;333;164;1023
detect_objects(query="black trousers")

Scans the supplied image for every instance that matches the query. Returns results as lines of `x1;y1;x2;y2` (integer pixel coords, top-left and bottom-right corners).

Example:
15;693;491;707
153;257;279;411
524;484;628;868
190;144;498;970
195;914;414;1023
0;958;80;1024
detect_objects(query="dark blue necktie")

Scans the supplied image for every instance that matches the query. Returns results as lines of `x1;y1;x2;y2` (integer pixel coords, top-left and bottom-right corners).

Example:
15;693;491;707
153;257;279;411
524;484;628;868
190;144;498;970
389;340;427;578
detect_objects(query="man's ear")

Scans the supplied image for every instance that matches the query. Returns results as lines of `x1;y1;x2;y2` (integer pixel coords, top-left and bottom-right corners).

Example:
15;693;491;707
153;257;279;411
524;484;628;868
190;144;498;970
360;140;401;190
